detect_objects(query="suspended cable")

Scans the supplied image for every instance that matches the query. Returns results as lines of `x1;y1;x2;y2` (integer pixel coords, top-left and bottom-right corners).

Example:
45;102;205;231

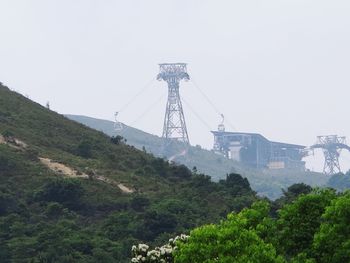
187;74;237;131
127;91;167;127
190;78;221;115
118;77;156;113
182;96;213;132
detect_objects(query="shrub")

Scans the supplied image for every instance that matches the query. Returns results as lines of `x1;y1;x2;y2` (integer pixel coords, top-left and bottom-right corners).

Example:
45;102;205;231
111;135;126;145
34;178;85;207
76;140;93;158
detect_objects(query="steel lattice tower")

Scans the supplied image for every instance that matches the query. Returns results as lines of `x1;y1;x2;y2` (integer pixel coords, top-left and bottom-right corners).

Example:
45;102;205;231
157;63;190;144
311;135;350;175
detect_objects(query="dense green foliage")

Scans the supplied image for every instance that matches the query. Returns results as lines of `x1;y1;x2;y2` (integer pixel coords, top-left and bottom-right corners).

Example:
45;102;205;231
136;190;350;263
275;189;336;257
175;202;285;263
0;84;257;262
313;191;350;263
67;115;328;199
176;189;350;262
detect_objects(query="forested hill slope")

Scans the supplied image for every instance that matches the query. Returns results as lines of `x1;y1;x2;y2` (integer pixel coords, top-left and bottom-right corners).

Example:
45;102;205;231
65;114;241;179
66;114;328;199
0;83;258;262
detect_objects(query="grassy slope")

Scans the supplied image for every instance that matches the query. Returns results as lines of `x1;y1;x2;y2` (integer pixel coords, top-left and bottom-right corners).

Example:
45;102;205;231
65;115;241;178
66;114;328;199
0;84;258;262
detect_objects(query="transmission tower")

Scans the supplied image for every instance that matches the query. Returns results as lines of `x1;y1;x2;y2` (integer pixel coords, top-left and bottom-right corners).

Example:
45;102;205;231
114;112;123;132
157;63;190;144
311;135;350;175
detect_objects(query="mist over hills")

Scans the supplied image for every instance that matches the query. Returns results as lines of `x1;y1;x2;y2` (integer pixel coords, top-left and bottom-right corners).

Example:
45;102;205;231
66;114;329;199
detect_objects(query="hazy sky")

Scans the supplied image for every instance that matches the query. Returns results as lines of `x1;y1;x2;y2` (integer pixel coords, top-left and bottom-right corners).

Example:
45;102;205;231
1;0;350;172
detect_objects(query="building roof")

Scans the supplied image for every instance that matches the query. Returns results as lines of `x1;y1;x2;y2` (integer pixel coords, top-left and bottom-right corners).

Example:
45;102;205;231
211;131;305;149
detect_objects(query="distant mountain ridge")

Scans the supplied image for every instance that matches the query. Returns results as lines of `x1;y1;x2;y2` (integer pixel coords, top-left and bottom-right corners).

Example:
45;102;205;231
66;114;329;199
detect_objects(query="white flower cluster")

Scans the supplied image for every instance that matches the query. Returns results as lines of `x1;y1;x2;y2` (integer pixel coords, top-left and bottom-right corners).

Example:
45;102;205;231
131;234;189;263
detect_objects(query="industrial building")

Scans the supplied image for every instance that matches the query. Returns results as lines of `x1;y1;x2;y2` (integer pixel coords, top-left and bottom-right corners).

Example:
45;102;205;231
212;130;306;170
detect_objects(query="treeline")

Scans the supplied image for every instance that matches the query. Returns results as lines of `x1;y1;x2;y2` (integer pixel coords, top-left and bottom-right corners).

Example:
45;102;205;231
132;187;350;263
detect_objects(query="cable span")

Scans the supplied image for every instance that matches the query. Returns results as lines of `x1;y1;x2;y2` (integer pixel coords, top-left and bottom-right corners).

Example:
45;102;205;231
128;91;167;127
187;72;237;131
182;96;213;131
118;77;156;113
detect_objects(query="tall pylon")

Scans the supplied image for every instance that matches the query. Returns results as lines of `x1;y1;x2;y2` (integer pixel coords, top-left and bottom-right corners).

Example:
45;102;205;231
311;135;350;175
157;63;190;144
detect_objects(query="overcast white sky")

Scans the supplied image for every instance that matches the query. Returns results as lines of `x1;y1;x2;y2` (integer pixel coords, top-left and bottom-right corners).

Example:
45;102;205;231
1;0;350;172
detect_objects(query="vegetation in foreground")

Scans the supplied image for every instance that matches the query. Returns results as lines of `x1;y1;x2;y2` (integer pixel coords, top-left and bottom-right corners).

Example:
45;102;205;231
132;188;350;263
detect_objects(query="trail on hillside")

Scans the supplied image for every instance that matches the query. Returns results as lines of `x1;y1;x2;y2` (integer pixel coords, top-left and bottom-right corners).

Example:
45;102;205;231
39;157;135;193
0;134;27;149
0;133;134;194
39;157;88;178
94;175;134;193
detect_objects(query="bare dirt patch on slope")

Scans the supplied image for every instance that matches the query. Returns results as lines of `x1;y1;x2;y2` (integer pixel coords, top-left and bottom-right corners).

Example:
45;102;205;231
0;133;134;193
0;134;27;149
39;157;134;193
39;157;88;178
95;175;135;193
0;135;5;144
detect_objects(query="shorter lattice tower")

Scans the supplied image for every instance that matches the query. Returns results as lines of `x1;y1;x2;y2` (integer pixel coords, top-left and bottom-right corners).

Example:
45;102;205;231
157;63;190;144
114;112;123;131
311;135;350;175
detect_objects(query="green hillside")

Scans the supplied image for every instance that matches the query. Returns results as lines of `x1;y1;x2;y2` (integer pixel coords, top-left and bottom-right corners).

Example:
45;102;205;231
0;83;258;262
65;115;242;180
66;115;328;199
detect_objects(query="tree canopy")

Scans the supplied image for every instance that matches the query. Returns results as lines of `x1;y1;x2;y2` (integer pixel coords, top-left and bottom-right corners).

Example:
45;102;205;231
132;190;350;263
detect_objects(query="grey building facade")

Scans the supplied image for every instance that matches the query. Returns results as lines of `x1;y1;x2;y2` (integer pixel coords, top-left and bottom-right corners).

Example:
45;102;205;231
212;131;306;170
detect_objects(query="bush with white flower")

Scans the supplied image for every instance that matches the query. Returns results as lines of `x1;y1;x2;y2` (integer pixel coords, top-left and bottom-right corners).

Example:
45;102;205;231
131;234;189;263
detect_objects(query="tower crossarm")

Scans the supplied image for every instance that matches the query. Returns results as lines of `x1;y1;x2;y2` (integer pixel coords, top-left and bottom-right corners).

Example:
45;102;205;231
336;143;350;152
311;135;350;175
157;63;189;82
310;143;350;152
